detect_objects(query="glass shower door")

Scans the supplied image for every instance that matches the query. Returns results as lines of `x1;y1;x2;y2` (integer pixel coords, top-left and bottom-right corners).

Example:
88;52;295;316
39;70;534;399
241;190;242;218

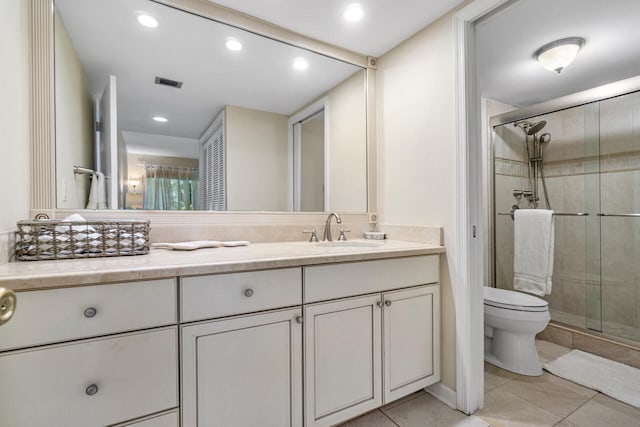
597;90;640;343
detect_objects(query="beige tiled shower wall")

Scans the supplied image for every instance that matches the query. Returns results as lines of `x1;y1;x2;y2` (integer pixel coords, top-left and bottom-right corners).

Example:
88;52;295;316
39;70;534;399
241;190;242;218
494;92;640;343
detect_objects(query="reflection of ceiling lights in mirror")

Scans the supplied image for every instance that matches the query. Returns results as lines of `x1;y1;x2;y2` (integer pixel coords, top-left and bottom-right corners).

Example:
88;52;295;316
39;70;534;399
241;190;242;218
534;37;585;74
225;38;242;51
137;14;158;28
343;4;364;22
152;116;168;123
293;57;308;70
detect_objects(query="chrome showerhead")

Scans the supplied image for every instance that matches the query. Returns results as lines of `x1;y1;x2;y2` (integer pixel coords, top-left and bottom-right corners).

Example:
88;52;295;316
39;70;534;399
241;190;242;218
527;120;547;135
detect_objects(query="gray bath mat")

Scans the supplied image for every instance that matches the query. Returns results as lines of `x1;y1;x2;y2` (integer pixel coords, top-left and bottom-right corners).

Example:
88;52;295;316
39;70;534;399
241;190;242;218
543;349;640;408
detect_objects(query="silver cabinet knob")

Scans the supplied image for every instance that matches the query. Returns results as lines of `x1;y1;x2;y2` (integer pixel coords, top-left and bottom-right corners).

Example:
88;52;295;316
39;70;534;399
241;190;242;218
385;300;392;307
85;384;99;396
376;301;383;308
244;289;254;298
295;315;303;324
0;288;17;326
84;307;97;318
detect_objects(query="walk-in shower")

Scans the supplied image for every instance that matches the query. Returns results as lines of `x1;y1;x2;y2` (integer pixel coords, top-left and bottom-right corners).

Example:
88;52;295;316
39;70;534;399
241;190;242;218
491;83;640;350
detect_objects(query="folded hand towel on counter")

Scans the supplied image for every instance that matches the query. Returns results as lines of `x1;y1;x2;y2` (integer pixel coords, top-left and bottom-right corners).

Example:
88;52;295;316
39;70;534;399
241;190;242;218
54;214;96;233
151;240;250;251
513;209;555;296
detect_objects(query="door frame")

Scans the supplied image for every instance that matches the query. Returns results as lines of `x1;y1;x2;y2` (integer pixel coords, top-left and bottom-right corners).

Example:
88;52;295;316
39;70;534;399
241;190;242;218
453;0;511;414
288;97;329;211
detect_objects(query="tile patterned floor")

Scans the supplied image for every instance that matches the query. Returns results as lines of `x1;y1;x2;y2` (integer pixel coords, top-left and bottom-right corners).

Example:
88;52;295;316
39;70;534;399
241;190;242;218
338;340;640;427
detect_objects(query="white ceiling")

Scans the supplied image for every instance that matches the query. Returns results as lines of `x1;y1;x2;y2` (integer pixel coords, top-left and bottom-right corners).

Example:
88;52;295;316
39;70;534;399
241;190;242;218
207;0;466;57
476;0;640;107
55;0;362;141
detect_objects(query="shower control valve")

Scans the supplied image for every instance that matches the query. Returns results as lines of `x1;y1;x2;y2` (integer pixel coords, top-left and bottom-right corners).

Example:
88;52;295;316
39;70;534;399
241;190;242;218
513;189;524;199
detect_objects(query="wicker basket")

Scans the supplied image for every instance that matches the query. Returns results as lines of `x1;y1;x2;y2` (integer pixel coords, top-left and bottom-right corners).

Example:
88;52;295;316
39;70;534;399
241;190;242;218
15;219;150;261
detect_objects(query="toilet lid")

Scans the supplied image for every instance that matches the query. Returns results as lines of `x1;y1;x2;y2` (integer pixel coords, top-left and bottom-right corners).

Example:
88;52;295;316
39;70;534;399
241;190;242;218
484;286;548;312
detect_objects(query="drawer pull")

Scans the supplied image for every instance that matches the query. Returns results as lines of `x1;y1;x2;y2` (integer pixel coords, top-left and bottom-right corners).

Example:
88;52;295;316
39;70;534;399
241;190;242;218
385;300;392;307
83;307;98;318
0;288;17;326
85;384;99;396
243;289;254;298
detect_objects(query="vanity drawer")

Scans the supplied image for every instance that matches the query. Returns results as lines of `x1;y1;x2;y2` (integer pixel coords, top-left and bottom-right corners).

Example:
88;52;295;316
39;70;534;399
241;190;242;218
304;255;439;303
0;279;176;351
0;327;178;427
181;268;301;322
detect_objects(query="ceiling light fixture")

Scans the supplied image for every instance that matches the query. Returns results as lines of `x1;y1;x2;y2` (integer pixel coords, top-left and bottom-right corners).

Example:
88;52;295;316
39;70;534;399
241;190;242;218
533;37;585;74
225;38;242;51
137;14;158;28
343;3;364;22
293;57;308;71
152;116;168;123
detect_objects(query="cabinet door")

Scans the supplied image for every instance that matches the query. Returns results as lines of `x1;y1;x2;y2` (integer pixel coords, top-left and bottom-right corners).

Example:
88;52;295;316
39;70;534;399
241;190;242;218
382;285;440;404
304;294;382;427
181;308;302;427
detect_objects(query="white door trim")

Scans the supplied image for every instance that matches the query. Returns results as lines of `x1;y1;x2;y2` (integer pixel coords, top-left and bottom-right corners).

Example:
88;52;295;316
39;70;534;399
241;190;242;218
288;97;329;211
453;0;511;414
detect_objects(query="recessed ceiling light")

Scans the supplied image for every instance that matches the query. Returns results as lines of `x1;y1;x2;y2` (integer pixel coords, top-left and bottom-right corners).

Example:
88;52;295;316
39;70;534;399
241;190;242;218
137;14;158;28
293;57;308;71
343;3;364;22
225;38;243;51
152;116;168;123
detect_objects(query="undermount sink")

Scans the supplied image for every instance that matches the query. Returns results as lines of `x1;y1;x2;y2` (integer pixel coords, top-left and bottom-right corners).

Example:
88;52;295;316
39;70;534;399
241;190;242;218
314;240;385;248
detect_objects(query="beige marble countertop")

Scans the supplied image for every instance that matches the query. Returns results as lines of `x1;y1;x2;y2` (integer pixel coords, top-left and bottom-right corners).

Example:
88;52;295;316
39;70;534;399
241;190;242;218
0;239;444;291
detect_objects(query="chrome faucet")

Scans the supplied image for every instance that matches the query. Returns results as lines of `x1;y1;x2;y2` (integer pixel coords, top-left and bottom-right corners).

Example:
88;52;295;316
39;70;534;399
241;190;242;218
322;212;342;241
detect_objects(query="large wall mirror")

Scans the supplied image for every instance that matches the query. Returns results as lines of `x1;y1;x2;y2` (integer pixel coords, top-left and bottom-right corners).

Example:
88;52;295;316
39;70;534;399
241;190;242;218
52;0;369;213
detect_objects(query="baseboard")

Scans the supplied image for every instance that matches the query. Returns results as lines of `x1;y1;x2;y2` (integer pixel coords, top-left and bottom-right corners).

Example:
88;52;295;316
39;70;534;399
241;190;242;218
425;382;457;409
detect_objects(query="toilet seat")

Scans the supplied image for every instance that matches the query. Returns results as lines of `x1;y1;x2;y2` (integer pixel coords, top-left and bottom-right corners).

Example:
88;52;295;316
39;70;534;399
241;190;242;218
484;286;548;312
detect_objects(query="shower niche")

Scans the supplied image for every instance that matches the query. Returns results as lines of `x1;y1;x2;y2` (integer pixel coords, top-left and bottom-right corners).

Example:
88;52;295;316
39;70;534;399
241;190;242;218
492;87;640;347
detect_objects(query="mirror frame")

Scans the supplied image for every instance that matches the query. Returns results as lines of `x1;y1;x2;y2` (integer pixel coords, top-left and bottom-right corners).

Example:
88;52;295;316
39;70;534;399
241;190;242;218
29;0;377;223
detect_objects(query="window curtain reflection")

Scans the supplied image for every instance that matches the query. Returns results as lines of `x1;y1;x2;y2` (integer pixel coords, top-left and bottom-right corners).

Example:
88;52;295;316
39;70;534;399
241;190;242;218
142;164;199;210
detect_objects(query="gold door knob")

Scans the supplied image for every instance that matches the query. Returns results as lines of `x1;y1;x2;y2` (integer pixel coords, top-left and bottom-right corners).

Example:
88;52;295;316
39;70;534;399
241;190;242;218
0;288;17;326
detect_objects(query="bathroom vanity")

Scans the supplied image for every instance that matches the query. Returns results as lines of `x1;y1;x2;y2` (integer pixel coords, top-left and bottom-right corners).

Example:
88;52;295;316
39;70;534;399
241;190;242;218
0;240;443;427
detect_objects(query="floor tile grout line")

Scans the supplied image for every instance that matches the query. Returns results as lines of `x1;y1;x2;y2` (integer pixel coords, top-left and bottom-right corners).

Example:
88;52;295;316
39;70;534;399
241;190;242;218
380;391;426;412
552;392;602;426
379;409;401;426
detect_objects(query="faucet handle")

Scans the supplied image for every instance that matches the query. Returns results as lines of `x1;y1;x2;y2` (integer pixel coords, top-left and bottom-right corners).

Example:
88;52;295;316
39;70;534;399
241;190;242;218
337;228;351;241
303;229;319;242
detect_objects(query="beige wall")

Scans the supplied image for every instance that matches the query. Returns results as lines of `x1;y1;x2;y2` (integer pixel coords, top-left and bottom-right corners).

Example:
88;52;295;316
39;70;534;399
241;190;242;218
376;3;471;391
0;0;30;233
54;13;94;210
225;105;288;211
327;71;367;212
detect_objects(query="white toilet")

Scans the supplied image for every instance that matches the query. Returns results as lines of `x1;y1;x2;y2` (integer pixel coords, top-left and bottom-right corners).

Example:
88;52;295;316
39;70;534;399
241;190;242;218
483;286;550;376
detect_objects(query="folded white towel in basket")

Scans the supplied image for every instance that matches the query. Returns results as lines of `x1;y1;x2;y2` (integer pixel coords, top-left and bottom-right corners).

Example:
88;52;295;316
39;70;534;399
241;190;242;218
513;209;555;296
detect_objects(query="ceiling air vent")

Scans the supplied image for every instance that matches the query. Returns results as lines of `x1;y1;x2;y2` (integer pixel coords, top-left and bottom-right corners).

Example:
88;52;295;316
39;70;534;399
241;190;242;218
155;76;183;89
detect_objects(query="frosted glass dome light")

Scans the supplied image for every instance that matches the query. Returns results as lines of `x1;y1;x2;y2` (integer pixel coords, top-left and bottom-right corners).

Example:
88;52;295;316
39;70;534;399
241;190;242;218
534;37;585;74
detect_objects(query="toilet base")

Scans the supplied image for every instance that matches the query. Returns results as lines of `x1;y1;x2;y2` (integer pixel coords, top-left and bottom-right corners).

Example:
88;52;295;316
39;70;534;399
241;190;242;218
484;331;543;376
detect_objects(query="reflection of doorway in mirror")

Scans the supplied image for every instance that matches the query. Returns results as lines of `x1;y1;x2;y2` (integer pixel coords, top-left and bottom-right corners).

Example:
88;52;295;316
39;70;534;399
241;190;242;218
290;97;328;212
299;111;325;212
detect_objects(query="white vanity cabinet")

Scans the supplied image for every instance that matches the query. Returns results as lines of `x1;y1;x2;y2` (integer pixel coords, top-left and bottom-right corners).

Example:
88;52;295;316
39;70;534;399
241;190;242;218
0;279;179;427
180;268;303;427
303;256;440;427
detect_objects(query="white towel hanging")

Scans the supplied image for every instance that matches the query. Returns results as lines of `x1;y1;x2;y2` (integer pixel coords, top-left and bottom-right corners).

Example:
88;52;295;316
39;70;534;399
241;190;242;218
513;209;555;296
96;172;107;209
86;173;98;209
